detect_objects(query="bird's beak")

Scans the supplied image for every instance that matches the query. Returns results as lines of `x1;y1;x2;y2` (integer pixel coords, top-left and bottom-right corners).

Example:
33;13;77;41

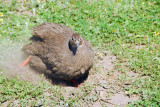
76;41;79;47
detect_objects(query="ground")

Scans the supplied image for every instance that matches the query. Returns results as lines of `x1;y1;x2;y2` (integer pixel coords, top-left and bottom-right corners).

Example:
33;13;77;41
0;45;138;106
0;0;160;106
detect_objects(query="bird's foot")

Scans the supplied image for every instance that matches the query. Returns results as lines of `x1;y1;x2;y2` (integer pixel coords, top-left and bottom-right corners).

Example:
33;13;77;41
70;79;80;88
21;56;31;67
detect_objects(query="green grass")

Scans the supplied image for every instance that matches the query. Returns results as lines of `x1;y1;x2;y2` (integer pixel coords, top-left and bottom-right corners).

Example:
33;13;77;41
0;0;160;106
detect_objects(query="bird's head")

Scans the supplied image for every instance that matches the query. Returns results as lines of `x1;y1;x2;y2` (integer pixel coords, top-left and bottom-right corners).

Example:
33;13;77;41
69;33;83;48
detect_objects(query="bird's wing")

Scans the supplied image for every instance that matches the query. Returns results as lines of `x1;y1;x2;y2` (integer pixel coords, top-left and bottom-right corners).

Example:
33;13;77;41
32;23;74;40
22;43;38;55
32;23;55;40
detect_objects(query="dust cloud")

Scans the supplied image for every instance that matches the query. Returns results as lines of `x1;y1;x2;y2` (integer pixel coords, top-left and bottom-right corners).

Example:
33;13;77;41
0;41;45;84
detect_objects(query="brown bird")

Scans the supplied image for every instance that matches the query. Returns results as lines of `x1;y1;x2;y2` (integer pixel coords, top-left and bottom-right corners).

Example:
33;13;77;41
22;23;94;82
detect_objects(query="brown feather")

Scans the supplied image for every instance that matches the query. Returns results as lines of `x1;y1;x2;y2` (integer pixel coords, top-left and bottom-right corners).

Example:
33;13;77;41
22;23;94;80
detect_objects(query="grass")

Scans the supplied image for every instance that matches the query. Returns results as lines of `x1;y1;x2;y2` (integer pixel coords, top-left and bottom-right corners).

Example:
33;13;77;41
0;0;160;106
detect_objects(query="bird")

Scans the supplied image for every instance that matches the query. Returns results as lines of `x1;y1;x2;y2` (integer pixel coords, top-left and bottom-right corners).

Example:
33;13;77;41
22;22;94;83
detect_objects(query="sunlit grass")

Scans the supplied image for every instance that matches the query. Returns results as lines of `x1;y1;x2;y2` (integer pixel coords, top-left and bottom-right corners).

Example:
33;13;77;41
0;0;160;106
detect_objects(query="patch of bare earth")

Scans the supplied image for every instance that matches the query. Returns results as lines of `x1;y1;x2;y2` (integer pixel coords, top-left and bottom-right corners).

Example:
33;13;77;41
89;51;139;106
